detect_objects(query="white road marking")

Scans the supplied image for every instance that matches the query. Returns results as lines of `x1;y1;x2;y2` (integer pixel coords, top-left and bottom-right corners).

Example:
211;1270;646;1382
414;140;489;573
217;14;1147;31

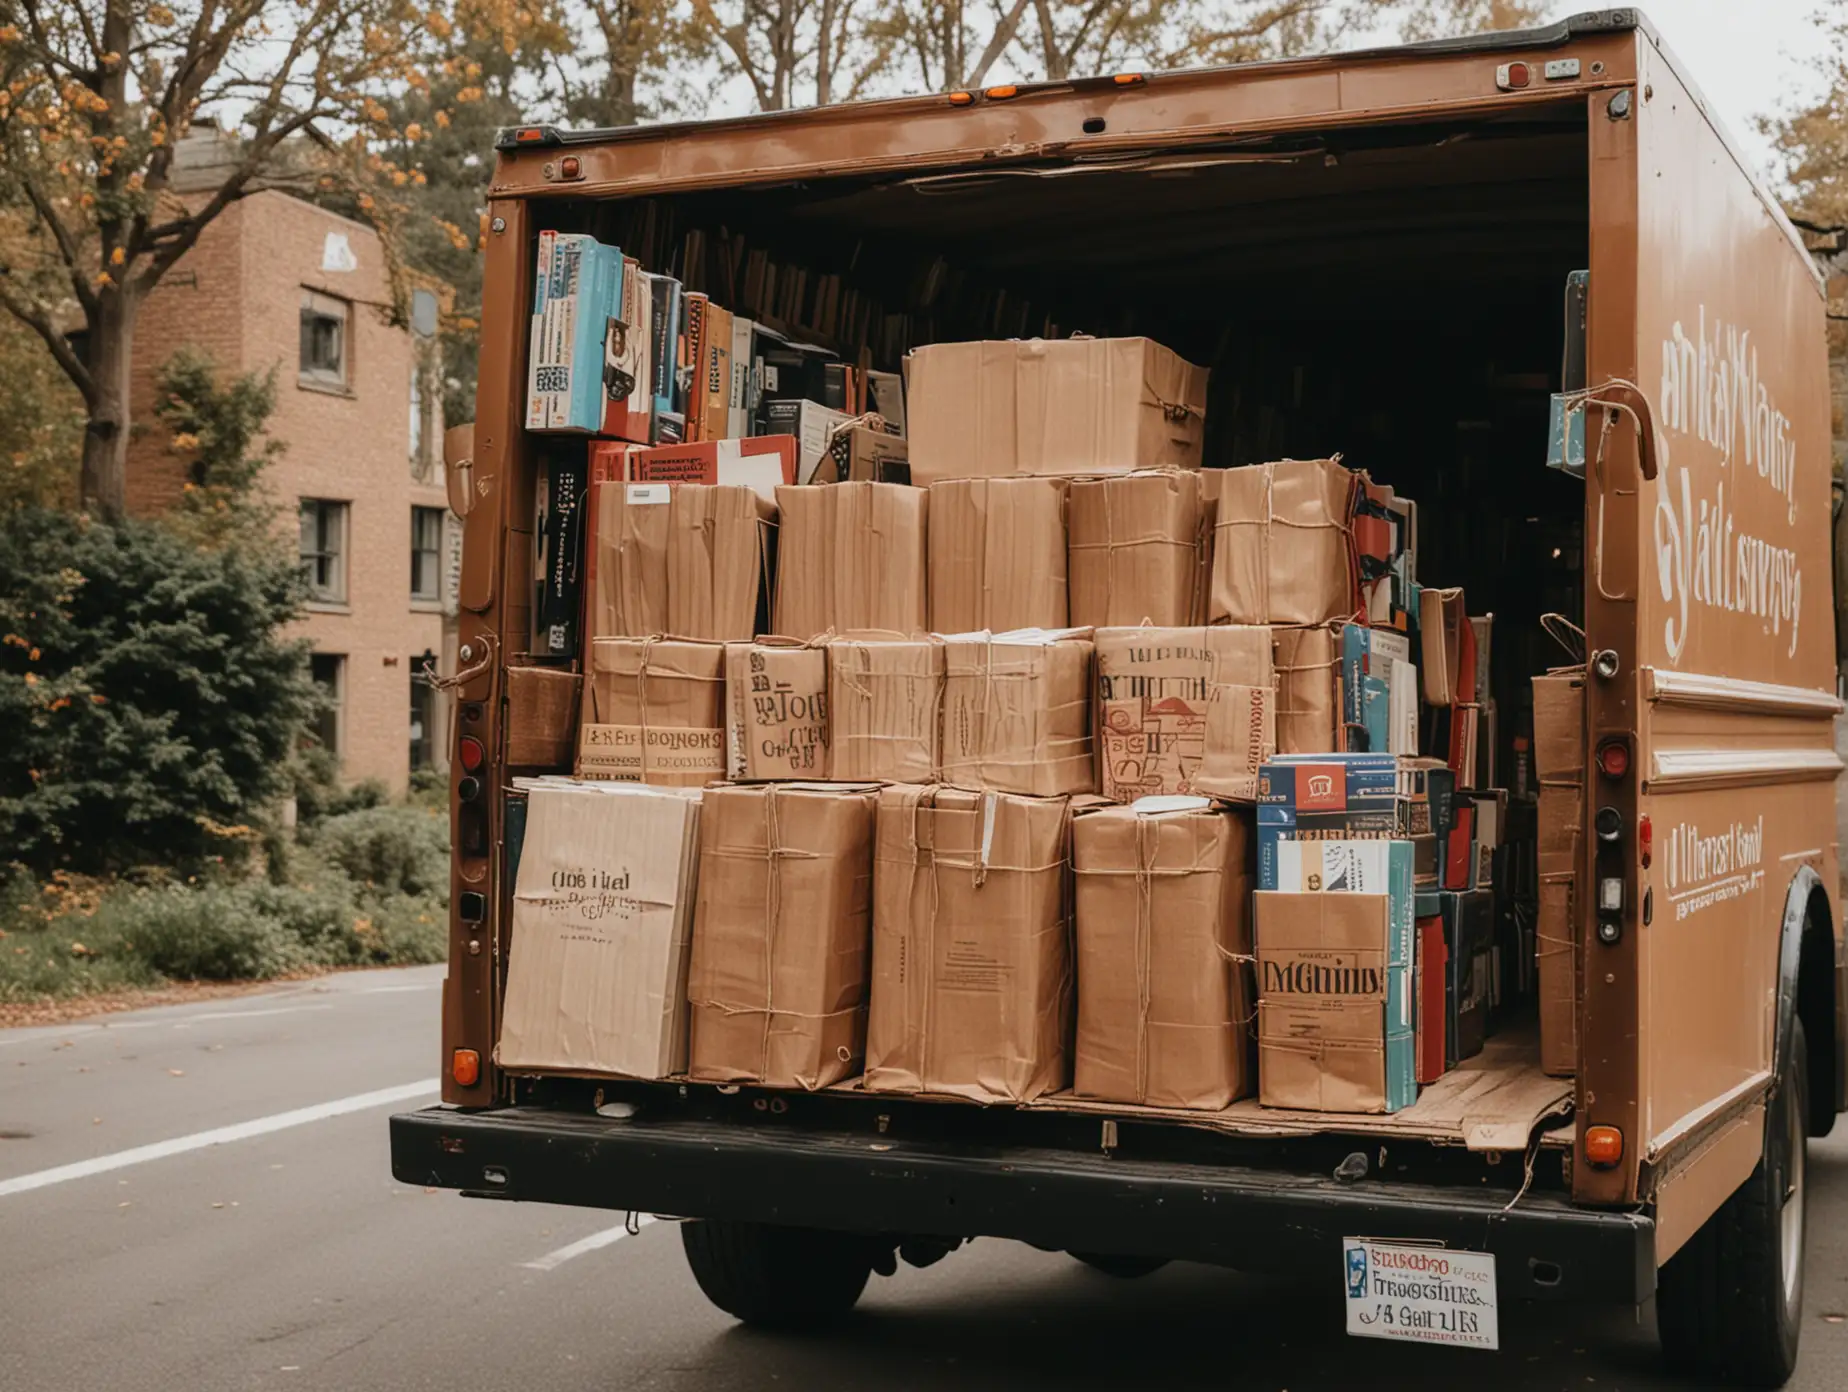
356;983;439;995
170;1005;335;1025
521;1216;658;1272
0;1079;439;1199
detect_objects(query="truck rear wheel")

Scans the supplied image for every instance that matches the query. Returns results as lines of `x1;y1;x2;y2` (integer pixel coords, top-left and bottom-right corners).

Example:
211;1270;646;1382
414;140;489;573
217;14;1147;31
680;1219;873;1328
1656;1018;1808;1387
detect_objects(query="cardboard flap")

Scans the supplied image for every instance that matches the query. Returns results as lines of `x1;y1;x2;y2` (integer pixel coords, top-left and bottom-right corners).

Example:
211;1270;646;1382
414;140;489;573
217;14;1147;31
1256;890;1391;956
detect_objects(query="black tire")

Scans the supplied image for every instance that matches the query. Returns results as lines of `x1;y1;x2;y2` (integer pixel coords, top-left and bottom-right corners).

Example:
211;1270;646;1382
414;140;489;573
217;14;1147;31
1071;1251;1169;1279
680;1219;873;1328
1657;1017;1809;1387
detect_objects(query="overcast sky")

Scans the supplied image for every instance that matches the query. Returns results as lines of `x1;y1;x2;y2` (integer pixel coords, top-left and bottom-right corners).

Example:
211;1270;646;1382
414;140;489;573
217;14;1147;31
1522;1;1829;178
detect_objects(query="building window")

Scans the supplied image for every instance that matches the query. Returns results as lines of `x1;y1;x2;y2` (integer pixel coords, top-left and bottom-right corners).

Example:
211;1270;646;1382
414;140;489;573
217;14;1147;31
310;653;345;757
299;290;350;388
299;499;349;604
410;665;437;771
411;505;444;602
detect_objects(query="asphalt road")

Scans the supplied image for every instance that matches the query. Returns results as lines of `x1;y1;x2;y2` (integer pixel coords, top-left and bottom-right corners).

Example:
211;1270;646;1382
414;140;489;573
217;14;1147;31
2;964;1844;1392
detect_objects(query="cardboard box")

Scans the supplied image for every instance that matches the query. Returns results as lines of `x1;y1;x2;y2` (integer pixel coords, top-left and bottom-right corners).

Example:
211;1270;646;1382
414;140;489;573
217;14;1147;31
773;482;929;641
1538;872;1578;1077
578;638;726;786
940;630;1093;797
828;636;943;783
928;478;1069;634
1418;586;1476;707
629;435;797;504
686;783;878;1089
904;337;1208;487
532;446;589;659
1273;623;1343;754
1256;753;1439;890
1094;625;1273;802
584;463;775;641
1073;799;1255;1109
1066;471;1206;628
526;232;620;434
1534;668;1584;1078
1256;839;1416;1113
865;785;1073;1103
766;398;854;483
496;780;703;1078
599;254;652;443
1211;459;1358;626
1533;670;1586;783
724;641;830;780
814;423;909;485
505;664;581;768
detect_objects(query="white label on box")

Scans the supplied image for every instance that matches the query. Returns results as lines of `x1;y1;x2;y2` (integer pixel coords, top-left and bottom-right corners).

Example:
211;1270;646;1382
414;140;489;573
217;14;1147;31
1342;1240;1498;1351
625;484;671;506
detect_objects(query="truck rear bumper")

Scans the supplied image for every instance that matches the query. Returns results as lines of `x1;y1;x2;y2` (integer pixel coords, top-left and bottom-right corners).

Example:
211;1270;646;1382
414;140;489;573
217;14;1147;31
391;1105;1655;1303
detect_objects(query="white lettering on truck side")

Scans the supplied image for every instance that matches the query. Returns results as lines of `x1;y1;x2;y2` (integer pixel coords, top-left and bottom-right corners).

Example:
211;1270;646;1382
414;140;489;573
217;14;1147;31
1652;306;1804;663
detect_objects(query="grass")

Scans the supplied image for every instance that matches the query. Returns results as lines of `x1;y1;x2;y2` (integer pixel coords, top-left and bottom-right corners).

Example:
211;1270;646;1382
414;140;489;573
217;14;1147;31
0;802;451;1009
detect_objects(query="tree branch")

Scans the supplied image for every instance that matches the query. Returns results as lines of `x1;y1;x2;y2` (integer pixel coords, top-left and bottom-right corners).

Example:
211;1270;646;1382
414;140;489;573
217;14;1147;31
0;272;97;407
17;172;100;319
969;0;1033;87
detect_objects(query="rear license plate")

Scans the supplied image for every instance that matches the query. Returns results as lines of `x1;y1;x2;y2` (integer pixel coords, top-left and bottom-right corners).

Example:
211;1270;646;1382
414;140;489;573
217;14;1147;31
1341;1238;1499;1350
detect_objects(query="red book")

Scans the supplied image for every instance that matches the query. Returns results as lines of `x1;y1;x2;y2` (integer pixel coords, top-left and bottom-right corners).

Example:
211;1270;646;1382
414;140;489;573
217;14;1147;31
628;435;797;503
1442;802;1476;891
1417;913;1449;1085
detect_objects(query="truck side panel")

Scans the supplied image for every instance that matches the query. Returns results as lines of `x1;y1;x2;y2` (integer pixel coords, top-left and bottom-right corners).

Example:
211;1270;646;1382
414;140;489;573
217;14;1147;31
1613;38;1840;1211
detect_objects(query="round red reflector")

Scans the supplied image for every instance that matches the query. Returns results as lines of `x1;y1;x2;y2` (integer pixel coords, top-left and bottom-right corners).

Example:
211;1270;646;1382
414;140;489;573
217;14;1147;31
1596;740;1630;779
459;735;485;773
1507;62;1531;88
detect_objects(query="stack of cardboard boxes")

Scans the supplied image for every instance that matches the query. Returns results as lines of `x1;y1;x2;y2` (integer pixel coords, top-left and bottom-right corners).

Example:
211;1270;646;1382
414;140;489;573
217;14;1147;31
504;261;1537;1121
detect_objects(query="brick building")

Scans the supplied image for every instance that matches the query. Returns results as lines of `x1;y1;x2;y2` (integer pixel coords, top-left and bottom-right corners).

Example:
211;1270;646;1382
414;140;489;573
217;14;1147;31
126;178;458;794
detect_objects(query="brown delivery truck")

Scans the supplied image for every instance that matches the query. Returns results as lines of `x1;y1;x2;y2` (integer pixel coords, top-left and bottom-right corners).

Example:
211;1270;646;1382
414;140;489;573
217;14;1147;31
391;10;1846;1384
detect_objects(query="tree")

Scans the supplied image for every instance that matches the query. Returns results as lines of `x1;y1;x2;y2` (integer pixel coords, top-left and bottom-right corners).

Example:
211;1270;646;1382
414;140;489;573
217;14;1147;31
0;1;490;521
1765;4;1848;247
1392;0;1548;42
692;0;901;110
0;298;82;510
0;346;317;878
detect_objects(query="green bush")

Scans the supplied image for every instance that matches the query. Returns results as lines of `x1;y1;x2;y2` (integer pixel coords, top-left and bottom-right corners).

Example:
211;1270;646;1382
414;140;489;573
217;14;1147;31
310;804;450;898
290;745;390;825
91;884;303;982
0;506;317;879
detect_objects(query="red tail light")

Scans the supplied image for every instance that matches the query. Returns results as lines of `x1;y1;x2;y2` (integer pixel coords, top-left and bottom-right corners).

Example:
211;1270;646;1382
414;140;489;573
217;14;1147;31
458;735;485;773
1596;739;1630;779
1639;814;1652;868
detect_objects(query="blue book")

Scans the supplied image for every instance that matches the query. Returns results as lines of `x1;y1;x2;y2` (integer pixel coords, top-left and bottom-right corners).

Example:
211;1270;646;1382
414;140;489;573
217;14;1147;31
524;232;620;433
1340;623;1413;753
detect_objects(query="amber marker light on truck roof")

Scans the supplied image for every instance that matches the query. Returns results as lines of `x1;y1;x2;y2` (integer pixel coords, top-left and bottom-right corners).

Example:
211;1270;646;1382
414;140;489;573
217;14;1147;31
948;90;974;106
1584;1126;1624;1168
452;1049;481;1087
985;85;1018;100
1113;72;1145;85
